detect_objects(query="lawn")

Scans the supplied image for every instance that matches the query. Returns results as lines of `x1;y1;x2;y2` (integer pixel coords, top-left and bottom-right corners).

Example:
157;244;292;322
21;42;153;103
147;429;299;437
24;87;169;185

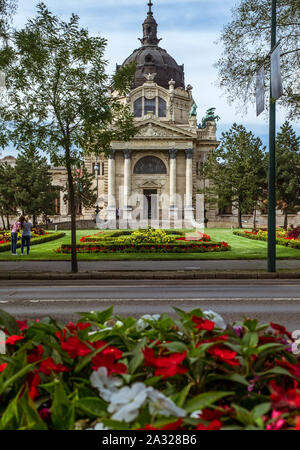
0;228;299;261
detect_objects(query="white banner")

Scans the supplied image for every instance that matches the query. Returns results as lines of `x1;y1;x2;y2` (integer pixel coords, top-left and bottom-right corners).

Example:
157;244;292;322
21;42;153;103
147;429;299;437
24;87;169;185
271;44;283;100
256;65;265;116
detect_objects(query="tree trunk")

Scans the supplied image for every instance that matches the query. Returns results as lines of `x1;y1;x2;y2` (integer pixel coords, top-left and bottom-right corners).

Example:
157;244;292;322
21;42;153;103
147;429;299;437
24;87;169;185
238;209;242;228
6;215;10;230
253;208;257;230
284;212;288;230
33;214;37;227
66;149;78;273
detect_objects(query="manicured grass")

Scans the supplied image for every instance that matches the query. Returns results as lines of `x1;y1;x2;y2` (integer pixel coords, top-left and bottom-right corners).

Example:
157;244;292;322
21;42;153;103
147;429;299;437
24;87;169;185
0;228;299;261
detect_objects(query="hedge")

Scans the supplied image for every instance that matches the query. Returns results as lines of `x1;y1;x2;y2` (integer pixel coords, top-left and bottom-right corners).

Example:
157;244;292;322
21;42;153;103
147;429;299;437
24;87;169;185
0;232;66;253
233;230;300;249
58;241;230;254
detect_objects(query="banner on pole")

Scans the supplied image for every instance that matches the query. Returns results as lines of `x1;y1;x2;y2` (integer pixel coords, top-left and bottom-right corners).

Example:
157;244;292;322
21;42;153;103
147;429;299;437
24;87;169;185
256;65;265;116
271;44;283;100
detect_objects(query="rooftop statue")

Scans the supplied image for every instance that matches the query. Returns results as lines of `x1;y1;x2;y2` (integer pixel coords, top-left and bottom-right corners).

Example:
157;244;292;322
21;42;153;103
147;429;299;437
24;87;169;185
189;102;198;118
198;108;220;129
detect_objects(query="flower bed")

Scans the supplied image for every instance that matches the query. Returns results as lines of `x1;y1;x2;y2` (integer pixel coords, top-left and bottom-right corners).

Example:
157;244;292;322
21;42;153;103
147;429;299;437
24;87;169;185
57;241;230;254
233;229;300;249
0;232;66;253
0;307;300;430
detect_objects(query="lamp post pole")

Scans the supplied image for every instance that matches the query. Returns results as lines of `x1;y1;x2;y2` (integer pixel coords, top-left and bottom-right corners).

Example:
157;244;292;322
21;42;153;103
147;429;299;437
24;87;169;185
267;0;277;273
94;158;100;216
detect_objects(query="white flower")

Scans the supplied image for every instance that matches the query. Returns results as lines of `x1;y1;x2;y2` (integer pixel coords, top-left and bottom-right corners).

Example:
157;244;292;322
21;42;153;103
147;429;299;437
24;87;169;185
147;389;186;418
90;367;123;402
190;410;202;418
136;314;160;331
203;310;227;330
87;422;109;430
108;382;150;423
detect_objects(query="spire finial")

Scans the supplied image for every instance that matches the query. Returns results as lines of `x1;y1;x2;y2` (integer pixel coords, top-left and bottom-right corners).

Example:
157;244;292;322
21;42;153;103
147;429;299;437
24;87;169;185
148;1;153;15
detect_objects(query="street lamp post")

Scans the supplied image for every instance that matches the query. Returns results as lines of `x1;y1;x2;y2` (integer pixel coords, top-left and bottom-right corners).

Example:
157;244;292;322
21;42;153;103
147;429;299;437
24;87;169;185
94;158;100;217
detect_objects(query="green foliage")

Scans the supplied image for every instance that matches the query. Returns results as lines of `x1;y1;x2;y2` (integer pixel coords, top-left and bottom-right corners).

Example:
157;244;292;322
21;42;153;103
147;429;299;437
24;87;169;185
63;165;97;212
201;123;267;228
0;162;17;225
217;0;300;119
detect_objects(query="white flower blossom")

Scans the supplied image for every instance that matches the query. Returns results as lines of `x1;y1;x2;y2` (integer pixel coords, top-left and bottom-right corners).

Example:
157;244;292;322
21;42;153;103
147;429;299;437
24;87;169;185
190;410;202;418
203;310;227;330
108;383;150;423
90;367;123;402
87;422;109;430
147;389;186;418
136;314;161;331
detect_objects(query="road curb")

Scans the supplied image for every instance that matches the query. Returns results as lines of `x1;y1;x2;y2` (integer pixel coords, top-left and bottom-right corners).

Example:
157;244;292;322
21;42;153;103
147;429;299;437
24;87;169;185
0;270;299;280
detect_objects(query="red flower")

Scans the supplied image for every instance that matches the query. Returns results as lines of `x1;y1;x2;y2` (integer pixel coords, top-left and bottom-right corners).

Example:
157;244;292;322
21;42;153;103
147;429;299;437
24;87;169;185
0;363;8;373
39;408;52;424
60;336;92;358
208;345;240;366
196;419;222;430
259;336;282;345
27;345;44;363
200;408;225;421
26;372;41;400
143;347;188;378
16;320;28;331
275;358;300;378
66;322;91;334
91;342;127;375
6;335;24;345
269;380;300;409
196;335;228;346
270;322;292;340
38;357;70;376
139;419;183;430
295;417;300;430
192;316;215;331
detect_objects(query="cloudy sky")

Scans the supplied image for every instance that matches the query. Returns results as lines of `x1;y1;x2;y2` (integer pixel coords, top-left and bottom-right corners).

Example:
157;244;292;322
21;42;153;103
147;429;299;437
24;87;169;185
2;0;299;156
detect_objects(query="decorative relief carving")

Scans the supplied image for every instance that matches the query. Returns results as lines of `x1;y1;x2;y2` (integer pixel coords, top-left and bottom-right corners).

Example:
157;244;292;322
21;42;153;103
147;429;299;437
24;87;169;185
144;89;156;99
137;124;184;138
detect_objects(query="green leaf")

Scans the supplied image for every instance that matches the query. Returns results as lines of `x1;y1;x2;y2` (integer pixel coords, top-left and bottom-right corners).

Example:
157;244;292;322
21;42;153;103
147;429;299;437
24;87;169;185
51;381;75;430
102;419;130;430
19;393;48;430
185;391;233;413
163;341;188;353
251;402;271;421
257;343;285;354
0;391;20;430
209;373;249;386
128;338;147;374
0;308;20;335
176;382;195;408
0;362;38;395
233;404;253;426
243;319;258;332
242;332;258;348
76;397;107;418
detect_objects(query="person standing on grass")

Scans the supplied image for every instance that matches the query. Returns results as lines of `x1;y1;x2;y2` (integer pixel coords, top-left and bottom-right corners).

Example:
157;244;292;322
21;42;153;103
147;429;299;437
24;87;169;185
11;216;25;255
21;216;33;256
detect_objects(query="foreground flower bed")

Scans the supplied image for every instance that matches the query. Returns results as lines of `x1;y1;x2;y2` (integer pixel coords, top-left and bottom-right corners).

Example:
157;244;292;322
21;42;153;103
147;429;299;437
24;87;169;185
233;229;300;249
0;232;66;253
0;307;300;430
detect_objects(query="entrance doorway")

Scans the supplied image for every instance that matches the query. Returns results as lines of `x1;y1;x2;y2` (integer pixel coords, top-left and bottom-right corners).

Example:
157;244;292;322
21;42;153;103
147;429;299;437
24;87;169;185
143;189;158;220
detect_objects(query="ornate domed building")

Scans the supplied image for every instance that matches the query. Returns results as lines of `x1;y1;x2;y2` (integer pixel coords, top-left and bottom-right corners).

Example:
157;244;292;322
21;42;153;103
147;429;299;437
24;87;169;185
50;1;220;227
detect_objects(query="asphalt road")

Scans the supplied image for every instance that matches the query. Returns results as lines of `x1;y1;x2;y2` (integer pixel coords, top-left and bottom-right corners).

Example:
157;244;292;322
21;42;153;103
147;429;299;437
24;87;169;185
0;280;300;330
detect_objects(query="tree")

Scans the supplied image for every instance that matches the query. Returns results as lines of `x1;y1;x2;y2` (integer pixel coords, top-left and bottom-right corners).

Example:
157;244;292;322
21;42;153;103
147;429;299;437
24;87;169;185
0;0;16;40
13;145;58;226
201;124;267;228
0;162;17;228
275;121;300;229
0;3;136;272
216;0;300;120
63;165;97;215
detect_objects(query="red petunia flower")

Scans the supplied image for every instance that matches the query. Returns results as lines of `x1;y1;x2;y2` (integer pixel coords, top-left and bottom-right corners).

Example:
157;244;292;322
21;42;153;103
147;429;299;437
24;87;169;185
270;322;292;340
6;335;24;345
143;347;188;378
16;320;28;331
27;345;44;363
0;363;8;373
208;345;240;366
26;372;41;400
139;419;183;430
275;359;300;378
38;357;70;376
91;343;127;375
196;419;222;430
196;335;228;347
269;379;300;409
295;417;300;430
192;316;215;331
60;336;92;359
200;408;225;421
66;322;91;334
39;408;52;424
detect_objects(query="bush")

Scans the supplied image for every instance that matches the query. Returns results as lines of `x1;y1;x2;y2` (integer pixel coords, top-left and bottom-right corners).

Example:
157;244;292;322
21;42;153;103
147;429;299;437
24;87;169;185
0;307;299;430
233;230;300;249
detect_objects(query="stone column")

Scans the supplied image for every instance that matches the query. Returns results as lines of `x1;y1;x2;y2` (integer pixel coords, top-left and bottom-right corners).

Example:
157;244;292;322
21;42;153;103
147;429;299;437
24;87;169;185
169;149;177;212
123;149;132;213
107;150;116;219
185;149;194;219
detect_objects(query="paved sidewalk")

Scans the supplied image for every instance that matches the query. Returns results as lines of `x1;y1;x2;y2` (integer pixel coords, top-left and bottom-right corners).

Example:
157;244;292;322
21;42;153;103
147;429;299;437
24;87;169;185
0;260;300;272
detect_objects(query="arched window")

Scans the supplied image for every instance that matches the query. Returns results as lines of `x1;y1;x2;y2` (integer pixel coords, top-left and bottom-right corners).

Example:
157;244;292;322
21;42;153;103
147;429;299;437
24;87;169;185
134;156;167;174
144;98;156;115
158;97;167;117
134;98;142;117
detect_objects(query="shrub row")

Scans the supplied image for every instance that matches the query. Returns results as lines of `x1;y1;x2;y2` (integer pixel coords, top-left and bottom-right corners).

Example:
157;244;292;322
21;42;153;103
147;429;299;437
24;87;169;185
58;241;230;254
0;232;66;253
233;230;300;249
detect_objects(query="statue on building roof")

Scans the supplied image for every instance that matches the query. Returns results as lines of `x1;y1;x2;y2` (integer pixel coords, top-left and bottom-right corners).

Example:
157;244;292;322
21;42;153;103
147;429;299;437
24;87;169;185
198;107;220;129
189;102;198;118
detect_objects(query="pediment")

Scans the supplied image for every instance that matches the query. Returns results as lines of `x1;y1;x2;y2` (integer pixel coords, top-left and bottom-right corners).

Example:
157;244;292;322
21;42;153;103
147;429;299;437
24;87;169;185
135;120;195;139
